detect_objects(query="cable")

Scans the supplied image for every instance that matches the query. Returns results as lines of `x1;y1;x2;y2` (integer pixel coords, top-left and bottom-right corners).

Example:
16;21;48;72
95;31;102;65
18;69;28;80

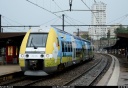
81;0;106;39
53;0;62;11
26;0;74;27
2;17;13;26
52;0;85;30
2;15;23;25
81;0;100;25
108;14;128;24
40;16;59;25
65;15;85;29
26;0;61;19
52;0;79;29
66;15;87;25
51;17;60;25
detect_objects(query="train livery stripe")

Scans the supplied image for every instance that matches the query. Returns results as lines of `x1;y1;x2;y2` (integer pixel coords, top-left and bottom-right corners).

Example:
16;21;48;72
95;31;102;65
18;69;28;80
19;29;31;67
45;28;58;54
45;28;60;67
19;29;31;54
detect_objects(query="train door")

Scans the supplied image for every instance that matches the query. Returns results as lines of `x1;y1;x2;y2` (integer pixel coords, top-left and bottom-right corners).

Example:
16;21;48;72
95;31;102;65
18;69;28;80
84;42;89;60
71;37;76;61
6;46;18;64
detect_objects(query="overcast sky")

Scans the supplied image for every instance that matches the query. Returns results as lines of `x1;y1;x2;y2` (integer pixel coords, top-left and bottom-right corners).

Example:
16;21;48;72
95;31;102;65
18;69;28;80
0;0;128;33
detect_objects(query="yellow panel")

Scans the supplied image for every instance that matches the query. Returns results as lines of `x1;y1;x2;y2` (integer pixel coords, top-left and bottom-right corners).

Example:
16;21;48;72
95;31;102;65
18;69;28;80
61;56;72;63
45;28;57;54
19;30;31;54
44;28;61;67
19;30;31;67
44;58;60;67
19;59;25;67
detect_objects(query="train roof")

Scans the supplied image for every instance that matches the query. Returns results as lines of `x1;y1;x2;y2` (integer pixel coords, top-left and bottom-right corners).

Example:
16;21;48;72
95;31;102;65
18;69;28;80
29;26;51;33
53;27;91;43
28;26;91;43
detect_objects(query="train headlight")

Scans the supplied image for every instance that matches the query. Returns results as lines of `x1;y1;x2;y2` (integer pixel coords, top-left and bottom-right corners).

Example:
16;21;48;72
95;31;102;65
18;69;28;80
46;54;49;58
40;54;44;57
21;54;24;58
26;54;29;58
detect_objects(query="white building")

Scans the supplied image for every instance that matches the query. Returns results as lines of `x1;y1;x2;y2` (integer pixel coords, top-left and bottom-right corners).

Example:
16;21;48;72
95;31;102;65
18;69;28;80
89;1;107;40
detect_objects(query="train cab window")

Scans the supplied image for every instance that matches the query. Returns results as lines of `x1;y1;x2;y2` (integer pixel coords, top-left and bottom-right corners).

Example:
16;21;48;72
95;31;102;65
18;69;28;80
27;33;48;47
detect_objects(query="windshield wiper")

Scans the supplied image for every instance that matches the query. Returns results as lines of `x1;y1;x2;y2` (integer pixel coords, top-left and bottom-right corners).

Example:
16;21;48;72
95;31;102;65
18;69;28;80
30;37;37;49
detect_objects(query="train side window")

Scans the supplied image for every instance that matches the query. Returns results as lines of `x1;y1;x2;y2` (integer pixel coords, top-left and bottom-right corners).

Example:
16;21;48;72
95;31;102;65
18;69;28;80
66;42;68;52
64;42;67;52
70;42;72;52
62;41;64;52
68;42;70;52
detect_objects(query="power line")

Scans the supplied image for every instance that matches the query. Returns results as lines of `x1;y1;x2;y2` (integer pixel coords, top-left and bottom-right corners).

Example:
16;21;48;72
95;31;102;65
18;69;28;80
108;14;128;24
52;0;79;30
26;0;61;19
52;24;128;27
81;0;100;25
2;17;13;26
1;26;39;27
26;0;74;27
53;9;104;13
2;15;23;25
52;0;86;30
40;16;61;26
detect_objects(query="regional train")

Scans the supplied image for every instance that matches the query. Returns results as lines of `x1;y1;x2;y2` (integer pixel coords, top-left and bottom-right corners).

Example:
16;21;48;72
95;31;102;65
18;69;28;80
19;26;94;76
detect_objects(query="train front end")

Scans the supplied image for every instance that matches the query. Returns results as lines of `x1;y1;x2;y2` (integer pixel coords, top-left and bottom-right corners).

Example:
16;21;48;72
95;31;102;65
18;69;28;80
19;27;59;76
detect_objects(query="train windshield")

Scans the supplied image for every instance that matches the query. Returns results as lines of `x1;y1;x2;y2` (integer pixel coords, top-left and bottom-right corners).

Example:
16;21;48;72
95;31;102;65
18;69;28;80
27;33;48;47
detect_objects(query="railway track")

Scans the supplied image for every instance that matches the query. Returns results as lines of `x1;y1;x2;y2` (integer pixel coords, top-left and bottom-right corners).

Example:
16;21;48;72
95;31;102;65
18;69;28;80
0;54;112;86
64;54;111;86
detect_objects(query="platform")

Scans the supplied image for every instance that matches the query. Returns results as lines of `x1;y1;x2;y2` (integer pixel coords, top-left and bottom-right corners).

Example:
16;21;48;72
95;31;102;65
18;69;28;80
0;65;21;76
0;54;128;86
97;54;128;86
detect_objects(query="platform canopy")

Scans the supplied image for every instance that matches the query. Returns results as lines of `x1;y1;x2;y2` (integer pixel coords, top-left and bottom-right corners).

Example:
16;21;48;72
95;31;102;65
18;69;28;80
104;33;128;50
0;32;26;47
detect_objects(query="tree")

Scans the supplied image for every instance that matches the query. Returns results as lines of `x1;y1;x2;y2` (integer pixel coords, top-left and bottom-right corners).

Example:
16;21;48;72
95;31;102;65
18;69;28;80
107;29;110;39
81;34;91;40
115;25;128;34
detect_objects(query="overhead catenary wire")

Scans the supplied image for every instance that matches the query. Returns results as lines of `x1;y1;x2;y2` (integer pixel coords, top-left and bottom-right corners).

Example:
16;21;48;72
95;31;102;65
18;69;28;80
52;0;78;29
26;0;75;28
2;15;23;26
40;16;61;26
81;0;101;25
65;15;86;29
26;0;63;22
107;14;128;24
52;0;87;30
1;15;30;32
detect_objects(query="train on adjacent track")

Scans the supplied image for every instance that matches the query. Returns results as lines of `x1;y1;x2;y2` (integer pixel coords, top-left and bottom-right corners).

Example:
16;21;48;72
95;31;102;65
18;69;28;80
19;26;94;76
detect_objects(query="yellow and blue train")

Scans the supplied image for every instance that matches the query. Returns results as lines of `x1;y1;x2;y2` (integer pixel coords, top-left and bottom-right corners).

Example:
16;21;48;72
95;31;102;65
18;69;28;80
19;26;94;76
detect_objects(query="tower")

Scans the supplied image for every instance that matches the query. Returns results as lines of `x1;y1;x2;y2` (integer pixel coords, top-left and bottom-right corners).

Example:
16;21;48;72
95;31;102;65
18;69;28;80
89;1;107;40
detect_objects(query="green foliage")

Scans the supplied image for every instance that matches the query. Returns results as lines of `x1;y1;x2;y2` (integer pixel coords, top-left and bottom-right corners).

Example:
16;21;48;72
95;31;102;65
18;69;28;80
115;25;128;34
80;34;91;40
107;30;110;39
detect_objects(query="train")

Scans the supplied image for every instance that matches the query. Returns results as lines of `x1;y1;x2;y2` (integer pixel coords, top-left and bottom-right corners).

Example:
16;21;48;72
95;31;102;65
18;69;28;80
19;26;94;76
